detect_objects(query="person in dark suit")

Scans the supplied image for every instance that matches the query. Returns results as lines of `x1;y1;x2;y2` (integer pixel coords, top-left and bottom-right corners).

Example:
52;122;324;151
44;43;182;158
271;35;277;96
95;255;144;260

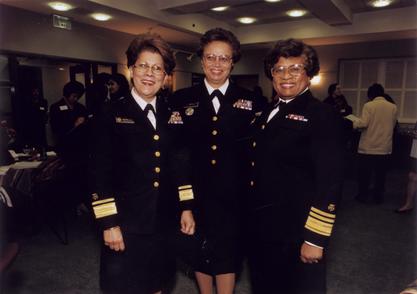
49;81;87;146
169;28;255;294
247;39;344;294
89;34;195;294
22;86;48;149
323;83;352;117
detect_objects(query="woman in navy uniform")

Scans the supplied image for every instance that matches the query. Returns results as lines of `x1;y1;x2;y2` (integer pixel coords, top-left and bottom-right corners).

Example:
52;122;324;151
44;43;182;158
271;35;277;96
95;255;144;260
248;39;344;294
169;28;255;294
89;34;195;294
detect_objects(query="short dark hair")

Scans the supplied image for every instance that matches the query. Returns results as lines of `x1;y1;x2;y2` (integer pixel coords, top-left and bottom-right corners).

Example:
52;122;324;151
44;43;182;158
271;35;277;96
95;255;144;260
109;73;130;96
197;28;241;64
126;34;176;75
328;83;338;96
367;83;385;100
63;81;85;98
264;39;320;80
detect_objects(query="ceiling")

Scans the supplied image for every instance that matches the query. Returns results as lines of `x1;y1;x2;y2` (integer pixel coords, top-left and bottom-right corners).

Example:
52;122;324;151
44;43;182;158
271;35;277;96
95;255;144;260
1;0;416;51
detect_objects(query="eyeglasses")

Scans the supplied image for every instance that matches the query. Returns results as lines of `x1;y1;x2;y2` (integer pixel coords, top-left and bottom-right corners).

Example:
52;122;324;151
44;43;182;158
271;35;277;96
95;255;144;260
271;64;305;77
133;63;165;76
203;54;232;65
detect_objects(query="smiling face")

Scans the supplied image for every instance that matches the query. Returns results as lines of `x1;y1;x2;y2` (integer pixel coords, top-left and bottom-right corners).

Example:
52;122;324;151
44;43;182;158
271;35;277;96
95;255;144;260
272;56;311;100
130;50;166;102
201;41;233;88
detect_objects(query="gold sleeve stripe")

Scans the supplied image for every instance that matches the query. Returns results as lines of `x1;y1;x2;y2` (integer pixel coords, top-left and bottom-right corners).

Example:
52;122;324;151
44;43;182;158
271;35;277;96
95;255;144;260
178;185;192;190
310;211;335;224
179;188;194;201
305;224;331;237
92;197;115;206
305;216;333;235
93;202;118;219
311;207;336;219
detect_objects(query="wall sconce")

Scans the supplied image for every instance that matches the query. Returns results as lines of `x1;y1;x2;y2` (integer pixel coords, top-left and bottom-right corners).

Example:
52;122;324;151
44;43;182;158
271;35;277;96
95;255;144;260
311;75;321;85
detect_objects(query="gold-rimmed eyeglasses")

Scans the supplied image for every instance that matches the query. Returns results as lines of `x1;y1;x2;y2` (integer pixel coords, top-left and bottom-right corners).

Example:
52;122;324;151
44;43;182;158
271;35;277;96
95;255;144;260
203;54;232;65
271;64;305;77
133;63;165;76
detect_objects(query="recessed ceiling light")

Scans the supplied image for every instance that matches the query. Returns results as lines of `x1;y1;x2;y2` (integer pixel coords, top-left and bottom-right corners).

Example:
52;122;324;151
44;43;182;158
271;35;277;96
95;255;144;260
211;6;229;12
265;0;282;2
370;0;393;7
91;13;112;21
48;2;73;11
237;17;256;24
286;9;307;17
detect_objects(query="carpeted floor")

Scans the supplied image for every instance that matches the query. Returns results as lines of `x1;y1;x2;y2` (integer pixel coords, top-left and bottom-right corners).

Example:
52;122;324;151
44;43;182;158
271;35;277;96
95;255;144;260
1;169;415;294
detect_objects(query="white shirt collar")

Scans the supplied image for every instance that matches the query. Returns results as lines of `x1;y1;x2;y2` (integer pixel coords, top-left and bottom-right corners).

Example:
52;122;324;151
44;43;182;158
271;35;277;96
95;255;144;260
204;79;229;96
277;87;309;102
131;88;156;111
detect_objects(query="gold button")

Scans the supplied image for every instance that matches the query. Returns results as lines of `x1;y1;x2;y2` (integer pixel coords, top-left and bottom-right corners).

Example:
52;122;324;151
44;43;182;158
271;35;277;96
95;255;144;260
250;180;254;186
212;116;218;122
252;141;256;147
211;159;216;165
153;134;160;141
261;124;265;130
211;145;217;151
155;167;160;173
212;130;218;136
153;181;159;188
251;161;255;167
155;151;161;157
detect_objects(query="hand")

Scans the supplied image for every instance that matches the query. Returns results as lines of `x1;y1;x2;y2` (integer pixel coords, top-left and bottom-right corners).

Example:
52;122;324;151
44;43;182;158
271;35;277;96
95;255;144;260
74;117;85;127
103;226;125;251
300;242;323;264
180;210;195;235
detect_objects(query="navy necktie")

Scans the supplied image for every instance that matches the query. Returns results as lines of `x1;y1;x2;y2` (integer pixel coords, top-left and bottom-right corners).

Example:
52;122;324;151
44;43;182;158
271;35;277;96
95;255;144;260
210;89;224;100
144;103;155;114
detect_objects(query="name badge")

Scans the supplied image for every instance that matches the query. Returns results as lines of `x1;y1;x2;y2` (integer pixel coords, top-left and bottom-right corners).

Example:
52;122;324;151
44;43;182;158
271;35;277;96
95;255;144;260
59;105;69;111
115;117;135;124
39;106;45;111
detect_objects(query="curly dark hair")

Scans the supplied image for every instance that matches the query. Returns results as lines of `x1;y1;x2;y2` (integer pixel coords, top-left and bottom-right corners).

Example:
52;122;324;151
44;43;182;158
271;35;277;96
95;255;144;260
126;33;176;75
63;81;84;98
197;28;241;64
264;39;320;80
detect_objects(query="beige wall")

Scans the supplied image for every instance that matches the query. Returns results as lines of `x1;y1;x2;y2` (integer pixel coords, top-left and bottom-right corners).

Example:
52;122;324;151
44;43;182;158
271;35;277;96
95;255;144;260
1;4;416;103
241;39;417;101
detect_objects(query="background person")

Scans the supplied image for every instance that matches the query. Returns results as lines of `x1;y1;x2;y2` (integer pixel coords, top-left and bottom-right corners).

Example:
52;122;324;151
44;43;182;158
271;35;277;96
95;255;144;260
248;38;344;294
323;83;352;116
89;34;195;294
169;27;256;294
353;83;398;204
107;73;130;102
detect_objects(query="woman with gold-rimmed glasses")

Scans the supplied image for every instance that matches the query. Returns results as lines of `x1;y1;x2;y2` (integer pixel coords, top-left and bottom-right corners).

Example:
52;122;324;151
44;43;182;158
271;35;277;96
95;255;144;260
90;34;195;294
247;38;344;294
169;28;256;294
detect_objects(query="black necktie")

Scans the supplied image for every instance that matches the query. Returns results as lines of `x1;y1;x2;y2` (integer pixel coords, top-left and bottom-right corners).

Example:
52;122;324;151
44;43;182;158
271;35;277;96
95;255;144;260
144;104;155;114
210;89;224;100
273;100;288;111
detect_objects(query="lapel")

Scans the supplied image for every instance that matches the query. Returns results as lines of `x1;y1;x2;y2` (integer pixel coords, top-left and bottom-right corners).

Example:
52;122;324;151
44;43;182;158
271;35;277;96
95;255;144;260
266;90;312;126
195;83;217;117
217;82;235;117
124;94;155;131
